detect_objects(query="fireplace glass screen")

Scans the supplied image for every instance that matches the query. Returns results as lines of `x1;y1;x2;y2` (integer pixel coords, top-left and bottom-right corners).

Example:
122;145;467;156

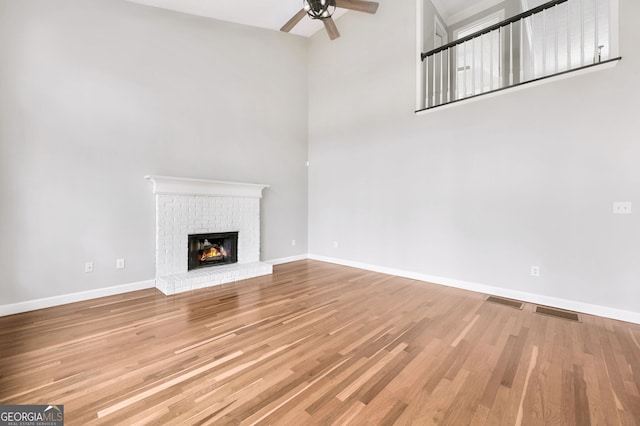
188;232;238;271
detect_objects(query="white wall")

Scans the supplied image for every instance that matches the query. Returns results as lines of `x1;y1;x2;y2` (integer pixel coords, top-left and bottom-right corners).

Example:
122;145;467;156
0;0;308;305
308;0;640;315
2;0;638;319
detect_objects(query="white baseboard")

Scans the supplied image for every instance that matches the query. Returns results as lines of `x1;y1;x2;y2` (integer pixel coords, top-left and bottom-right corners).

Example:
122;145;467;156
0;279;156;317
308;254;640;325
266;254;310;265
5;256;639;325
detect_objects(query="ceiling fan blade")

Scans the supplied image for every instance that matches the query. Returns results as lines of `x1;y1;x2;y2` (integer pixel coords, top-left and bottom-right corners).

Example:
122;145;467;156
335;0;379;14
323;17;341;40
280;9;307;32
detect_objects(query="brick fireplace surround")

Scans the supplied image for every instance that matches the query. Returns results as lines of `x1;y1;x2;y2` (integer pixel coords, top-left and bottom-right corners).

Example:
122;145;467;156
146;175;272;295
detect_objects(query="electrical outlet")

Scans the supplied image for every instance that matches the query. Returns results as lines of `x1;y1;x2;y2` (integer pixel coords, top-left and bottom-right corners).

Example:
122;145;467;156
613;202;632;214
530;265;540;277
116;258;125;269
84;262;94;273
291;240;296;247
333;241;339;249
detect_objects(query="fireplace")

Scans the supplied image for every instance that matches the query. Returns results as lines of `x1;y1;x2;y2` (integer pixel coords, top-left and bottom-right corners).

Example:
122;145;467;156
146;175;272;295
188;232;238;271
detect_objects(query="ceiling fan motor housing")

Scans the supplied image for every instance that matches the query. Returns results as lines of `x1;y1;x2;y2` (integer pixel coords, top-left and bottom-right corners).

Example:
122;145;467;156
304;0;336;20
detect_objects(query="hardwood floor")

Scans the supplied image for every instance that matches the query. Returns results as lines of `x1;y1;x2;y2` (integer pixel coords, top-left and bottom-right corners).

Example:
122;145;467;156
1;260;639;425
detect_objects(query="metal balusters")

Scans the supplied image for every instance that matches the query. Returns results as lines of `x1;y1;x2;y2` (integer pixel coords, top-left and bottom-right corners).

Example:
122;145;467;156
531;15;536;78
424;56;429;107
463;42;467;98
593;0;601;64
520;18;524;82
455;45;459;100
471;39;476;95
509;23;514;86
543;9;547;75
489;33;494;90
580;0;585;65
432;53;437;106
439;51;444;105
447;47;451;103
555;4;559;73
567;0;572;69
498;29;503;88
478;36;483;92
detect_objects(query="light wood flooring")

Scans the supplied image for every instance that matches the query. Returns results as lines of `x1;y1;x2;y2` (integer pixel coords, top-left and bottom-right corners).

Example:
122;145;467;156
1;260;639;425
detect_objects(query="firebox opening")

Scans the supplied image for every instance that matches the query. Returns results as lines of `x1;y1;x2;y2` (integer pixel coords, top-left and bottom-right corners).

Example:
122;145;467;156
188;232;238;271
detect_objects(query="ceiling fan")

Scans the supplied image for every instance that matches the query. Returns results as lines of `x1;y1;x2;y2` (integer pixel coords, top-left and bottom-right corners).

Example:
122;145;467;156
281;0;379;40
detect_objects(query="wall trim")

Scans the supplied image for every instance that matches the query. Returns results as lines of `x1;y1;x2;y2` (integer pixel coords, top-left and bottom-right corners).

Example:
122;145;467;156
308;254;640;325
266;254;310;265
0;279;156;317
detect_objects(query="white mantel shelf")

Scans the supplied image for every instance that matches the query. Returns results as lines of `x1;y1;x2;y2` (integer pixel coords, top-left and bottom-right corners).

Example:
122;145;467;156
145;175;270;198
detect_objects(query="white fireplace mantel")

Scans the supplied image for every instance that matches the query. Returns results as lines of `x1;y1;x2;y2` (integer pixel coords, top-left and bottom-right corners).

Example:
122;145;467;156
145;175;270;198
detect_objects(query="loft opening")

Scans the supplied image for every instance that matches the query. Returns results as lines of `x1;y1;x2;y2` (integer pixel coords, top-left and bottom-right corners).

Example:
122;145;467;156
416;0;620;112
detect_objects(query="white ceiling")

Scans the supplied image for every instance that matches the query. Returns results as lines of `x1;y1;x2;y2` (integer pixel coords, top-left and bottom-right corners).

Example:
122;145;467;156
125;0;490;37
126;0;349;37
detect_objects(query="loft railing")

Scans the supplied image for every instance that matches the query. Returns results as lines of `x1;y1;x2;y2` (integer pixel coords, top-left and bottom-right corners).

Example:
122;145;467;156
418;0;620;111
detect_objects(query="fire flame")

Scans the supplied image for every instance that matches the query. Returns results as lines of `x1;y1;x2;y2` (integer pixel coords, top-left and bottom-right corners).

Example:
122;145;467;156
200;246;226;261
